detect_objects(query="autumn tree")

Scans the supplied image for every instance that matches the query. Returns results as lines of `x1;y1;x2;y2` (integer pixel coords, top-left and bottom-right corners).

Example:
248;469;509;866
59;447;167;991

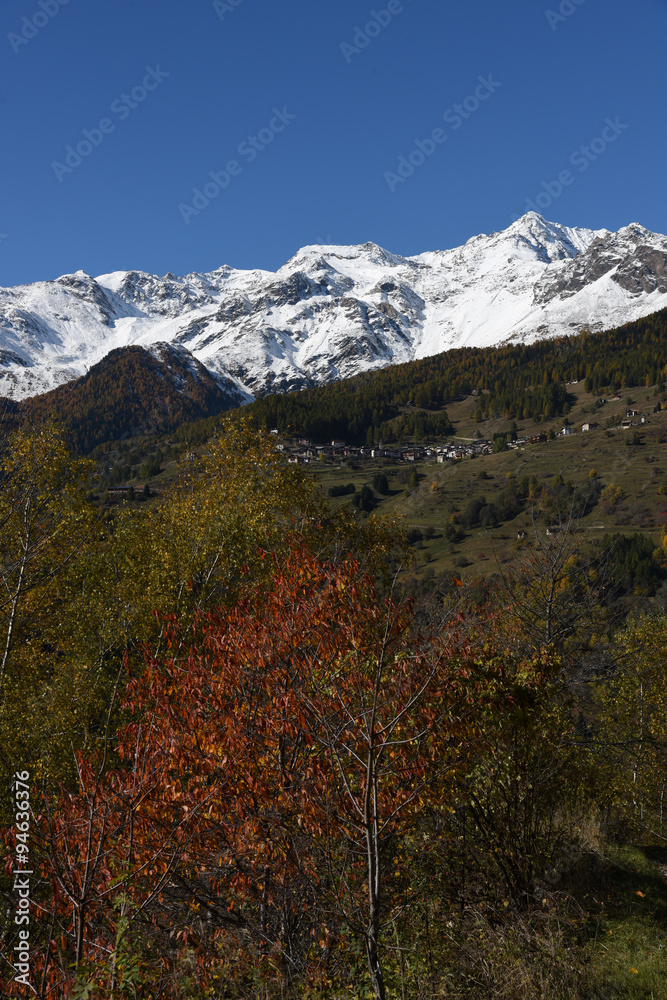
294;583;474;1000
0;425;102;792
497;514;614;655
457;644;582;905
0;425;94;686
596;613;667;843
9;537;473;998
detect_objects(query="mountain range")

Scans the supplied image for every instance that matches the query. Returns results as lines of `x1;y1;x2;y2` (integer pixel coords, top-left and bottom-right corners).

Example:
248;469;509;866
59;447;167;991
2;212;666;403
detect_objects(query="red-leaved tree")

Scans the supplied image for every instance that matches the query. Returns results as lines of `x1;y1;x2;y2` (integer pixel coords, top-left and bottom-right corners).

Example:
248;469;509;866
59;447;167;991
3;538;478;999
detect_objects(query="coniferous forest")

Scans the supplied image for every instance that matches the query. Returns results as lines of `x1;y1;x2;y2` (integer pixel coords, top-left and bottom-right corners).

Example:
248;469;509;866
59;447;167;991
245;308;667;446
6;307;667;460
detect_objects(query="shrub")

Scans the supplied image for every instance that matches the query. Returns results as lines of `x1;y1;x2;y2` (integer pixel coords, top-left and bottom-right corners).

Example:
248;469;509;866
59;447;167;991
372;473;389;495
328;483;356;498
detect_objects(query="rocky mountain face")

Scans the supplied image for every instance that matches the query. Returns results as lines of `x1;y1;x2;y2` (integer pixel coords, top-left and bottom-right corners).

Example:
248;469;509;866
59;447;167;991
2;213;666;402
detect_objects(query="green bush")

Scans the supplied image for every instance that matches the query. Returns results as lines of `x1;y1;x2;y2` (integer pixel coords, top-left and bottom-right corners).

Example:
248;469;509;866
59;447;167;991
328;482;356;498
372;473;390;495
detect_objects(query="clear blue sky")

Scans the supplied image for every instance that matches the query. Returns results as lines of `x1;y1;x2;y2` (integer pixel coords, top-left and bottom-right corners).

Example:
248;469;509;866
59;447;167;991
1;0;666;286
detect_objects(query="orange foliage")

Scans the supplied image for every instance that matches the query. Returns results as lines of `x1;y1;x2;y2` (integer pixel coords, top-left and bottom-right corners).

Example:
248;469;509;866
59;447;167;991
2;537;482;998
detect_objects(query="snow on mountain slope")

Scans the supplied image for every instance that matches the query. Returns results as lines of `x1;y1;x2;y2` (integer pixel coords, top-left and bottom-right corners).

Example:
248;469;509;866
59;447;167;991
1;212;666;401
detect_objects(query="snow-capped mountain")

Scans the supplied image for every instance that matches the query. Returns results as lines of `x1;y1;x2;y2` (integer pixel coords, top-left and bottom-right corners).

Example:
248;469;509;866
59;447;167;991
2;212;666;402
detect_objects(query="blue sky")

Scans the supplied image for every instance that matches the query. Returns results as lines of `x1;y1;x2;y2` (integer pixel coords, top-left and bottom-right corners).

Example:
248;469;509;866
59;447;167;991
1;0;666;286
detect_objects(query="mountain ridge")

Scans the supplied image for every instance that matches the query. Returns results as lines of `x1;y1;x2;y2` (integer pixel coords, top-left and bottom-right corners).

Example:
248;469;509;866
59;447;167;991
2;212;667;402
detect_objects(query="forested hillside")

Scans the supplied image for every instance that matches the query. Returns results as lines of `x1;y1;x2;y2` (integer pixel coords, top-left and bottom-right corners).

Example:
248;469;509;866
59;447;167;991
3;344;242;454
245;308;667;444
1;417;667;999
4;307;667;458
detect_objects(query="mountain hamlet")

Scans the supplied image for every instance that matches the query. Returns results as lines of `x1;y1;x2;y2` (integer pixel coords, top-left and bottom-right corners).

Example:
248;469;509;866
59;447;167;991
1;211;666;403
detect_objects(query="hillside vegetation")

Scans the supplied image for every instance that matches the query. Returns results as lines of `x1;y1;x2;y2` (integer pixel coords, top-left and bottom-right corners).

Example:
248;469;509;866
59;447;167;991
0;413;666;998
2;313;667;998
310;382;667;595
4;345;241;454
245;307;667;444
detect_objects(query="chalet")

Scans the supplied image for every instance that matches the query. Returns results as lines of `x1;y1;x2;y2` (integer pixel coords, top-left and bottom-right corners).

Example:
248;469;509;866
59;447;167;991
560;426;575;436
626;409;639;418
581;422;598;432
472;439;492;453
621;420;633;430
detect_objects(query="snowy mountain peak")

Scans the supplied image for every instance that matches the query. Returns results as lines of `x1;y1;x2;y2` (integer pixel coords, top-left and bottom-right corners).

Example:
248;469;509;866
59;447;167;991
2;215;667;402
616;221;656;241
505;212;608;258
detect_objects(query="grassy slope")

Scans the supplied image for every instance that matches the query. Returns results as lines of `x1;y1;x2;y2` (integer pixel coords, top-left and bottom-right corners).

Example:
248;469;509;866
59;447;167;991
310;382;667;585
585;846;667;999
